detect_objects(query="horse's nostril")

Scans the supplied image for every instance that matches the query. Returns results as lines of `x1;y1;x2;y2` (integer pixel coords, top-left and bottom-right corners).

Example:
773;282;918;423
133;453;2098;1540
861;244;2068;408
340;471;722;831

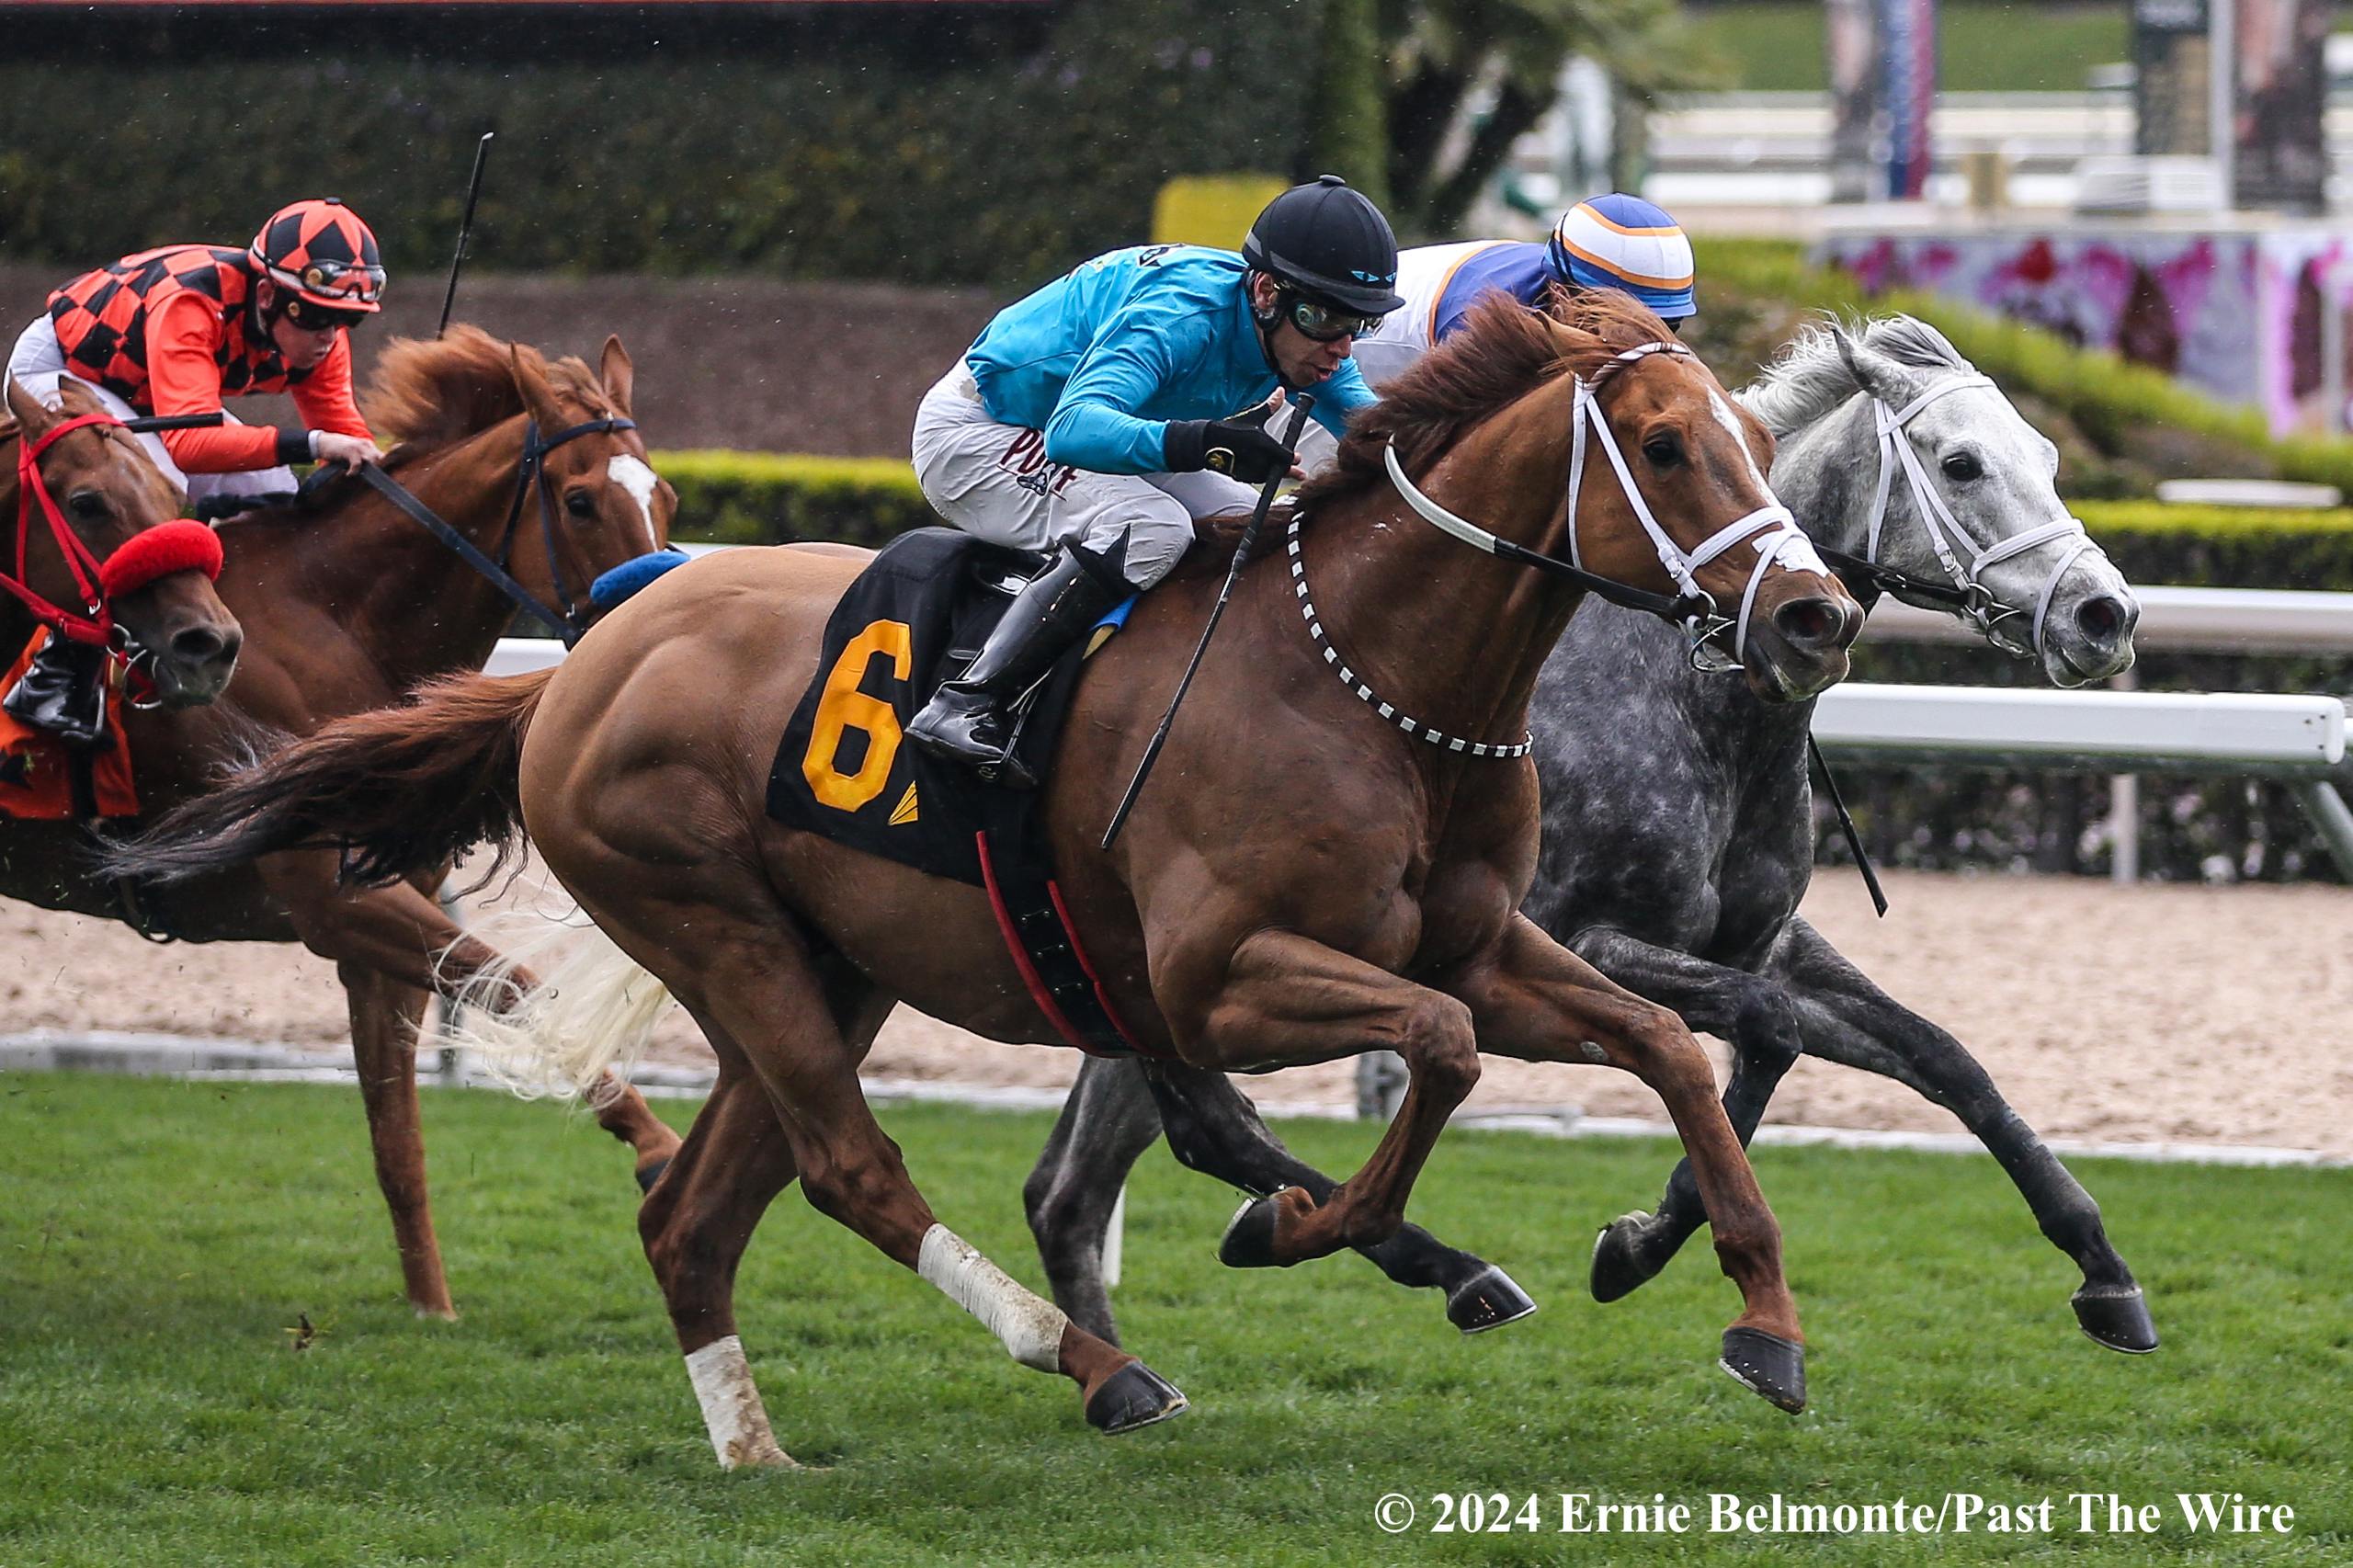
170;627;227;665
1773;597;1844;650
2076;594;2130;645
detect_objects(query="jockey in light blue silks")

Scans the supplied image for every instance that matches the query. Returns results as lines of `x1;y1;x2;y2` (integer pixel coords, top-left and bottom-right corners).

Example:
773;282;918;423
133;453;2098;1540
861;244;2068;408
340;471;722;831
905;175;1406;787
1298;193;1697;472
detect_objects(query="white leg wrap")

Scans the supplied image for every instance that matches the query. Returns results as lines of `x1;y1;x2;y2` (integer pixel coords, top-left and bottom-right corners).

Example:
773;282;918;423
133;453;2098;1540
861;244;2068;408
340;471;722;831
917;1223;1069;1373
683;1335;789;1469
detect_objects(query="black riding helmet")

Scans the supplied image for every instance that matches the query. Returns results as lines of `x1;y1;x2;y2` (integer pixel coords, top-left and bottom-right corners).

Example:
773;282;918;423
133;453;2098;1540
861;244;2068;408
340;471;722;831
1242;175;1406;316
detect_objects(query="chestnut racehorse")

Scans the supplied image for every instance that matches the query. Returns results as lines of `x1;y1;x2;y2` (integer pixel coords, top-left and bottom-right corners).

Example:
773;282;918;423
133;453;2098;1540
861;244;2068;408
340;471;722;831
5;329;681;1317
3;378;244;710
115;295;1862;1462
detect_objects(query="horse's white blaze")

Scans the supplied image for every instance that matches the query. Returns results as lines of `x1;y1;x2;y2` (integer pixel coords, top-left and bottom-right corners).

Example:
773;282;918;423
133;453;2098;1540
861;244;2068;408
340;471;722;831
1706;390;1776;544
433;910;674;1101
1705;388;1830;579
685;1335;791;1469
918;1223;1068;1372
608;454;662;552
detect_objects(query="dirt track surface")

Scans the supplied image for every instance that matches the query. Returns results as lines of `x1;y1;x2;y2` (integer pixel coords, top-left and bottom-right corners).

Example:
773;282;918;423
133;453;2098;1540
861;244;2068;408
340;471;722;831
7;866;2349;1156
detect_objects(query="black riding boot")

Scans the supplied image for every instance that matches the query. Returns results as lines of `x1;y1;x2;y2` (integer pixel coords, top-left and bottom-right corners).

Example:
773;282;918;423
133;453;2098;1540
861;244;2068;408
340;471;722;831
905;543;1125;790
3;635;110;748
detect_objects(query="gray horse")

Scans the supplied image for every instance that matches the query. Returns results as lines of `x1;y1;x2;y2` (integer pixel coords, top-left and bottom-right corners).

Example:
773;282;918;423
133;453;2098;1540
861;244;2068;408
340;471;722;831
1022;314;2159;1357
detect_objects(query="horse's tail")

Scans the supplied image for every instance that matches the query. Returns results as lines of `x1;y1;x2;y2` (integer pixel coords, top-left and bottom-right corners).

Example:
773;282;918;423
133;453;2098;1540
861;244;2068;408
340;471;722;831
432;910;676;1106
105;667;553;887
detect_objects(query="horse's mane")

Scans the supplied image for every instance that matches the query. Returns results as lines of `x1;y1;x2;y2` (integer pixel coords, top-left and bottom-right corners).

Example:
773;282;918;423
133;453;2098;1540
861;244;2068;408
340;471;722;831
359;324;614;454
1740;313;1973;437
1294;290;1682;512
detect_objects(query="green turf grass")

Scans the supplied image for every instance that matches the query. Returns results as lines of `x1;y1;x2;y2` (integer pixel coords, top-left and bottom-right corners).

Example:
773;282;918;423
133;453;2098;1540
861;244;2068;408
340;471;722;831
1;1074;2343;1564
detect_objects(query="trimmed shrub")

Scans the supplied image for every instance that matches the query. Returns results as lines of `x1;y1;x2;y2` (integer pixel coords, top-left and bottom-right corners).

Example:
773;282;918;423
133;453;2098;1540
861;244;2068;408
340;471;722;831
655;448;2353;592
0;1;1320;290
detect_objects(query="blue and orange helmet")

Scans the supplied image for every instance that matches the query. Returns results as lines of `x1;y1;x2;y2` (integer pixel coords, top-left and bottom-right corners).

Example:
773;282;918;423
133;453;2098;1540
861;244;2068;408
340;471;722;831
249;198;386;314
1545;194;1696;322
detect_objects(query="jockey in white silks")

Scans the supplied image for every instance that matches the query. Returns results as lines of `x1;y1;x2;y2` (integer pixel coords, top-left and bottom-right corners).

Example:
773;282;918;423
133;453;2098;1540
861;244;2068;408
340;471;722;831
1295;193;1697;473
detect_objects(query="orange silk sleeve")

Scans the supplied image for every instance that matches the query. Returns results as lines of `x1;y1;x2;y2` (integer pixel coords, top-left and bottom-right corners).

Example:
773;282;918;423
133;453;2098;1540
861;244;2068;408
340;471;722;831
143;290;281;473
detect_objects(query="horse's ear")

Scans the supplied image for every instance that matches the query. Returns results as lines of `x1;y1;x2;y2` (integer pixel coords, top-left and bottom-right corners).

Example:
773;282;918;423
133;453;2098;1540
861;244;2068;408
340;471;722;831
598;335;635;418
6;375;58;438
1831;323;1905;403
506;344;568;432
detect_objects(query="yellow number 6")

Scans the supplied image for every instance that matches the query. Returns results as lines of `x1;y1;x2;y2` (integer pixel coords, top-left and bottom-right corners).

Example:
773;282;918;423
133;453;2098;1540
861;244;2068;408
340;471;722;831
801;619;914;812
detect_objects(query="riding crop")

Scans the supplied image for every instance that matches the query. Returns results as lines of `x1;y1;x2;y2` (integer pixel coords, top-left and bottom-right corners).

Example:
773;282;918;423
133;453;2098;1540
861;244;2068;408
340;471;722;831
436;131;494;340
1100;392;1313;850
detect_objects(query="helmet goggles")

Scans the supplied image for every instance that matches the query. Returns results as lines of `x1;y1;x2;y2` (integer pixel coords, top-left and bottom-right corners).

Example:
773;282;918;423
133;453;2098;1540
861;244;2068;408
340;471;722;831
280;291;371;332
1279;289;1381;343
279;256;386;306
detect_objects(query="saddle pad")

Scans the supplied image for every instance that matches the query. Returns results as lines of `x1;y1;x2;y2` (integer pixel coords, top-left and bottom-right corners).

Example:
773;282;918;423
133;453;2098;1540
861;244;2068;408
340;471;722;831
766;527;1086;888
0;628;138;821
765;528;1149;1058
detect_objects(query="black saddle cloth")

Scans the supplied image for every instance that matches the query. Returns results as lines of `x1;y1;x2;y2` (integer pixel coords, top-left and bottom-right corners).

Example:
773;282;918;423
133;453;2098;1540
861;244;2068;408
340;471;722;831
765;527;1086;887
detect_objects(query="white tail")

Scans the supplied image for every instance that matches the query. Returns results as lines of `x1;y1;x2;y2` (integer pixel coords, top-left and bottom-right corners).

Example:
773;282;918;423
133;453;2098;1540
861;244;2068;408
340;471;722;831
431;908;675;1105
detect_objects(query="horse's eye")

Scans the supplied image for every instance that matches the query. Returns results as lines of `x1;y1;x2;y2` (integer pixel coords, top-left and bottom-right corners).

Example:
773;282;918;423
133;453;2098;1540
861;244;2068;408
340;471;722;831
1643;437;1681;468
564;491;597;519
68;491;108;521
1941;452;1983;482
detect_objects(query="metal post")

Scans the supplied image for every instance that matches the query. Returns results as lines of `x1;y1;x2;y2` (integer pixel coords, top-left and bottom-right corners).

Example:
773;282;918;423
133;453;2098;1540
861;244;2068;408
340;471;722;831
434;879;467;1081
1357;1051;1408;1120
2294;779;2353;878
2209;0;2235;212
2109;665;2140;883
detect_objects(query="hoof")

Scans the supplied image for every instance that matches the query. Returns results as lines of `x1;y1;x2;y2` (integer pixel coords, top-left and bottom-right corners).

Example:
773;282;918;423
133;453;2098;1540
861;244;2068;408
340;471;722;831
635;1155;672;1195
1086;1360;1188;1435
1589;1211;1664;1303
1719;1327;1807;1414
1447;1265;1539;1335
2072;1286;2159;1355
1218;1189;1301;1270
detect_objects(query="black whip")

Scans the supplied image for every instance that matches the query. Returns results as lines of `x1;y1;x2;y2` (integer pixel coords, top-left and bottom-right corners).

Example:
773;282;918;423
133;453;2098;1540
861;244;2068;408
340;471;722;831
436;131;494;340
1100;392;1314;851
1808;733;1889;917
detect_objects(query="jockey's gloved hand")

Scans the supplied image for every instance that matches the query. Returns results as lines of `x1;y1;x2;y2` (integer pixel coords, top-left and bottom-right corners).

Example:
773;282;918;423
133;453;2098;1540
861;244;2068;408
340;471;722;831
313;431;385;471
1161;415;1293;484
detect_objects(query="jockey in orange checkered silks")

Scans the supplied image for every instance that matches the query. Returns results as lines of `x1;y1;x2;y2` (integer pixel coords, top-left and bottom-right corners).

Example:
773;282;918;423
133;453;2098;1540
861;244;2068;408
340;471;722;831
6;197;390;505
3;199;390;742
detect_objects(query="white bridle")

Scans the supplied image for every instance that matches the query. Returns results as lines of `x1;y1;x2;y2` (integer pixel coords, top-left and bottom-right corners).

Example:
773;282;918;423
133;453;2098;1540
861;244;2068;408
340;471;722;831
1859;374;2096;656
1384;341;1827;673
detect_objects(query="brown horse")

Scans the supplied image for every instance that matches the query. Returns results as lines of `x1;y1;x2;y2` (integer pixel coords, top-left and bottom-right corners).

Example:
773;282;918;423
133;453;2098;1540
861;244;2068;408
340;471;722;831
3;379;244;710
5;328;681;1318
115;295;1862;1463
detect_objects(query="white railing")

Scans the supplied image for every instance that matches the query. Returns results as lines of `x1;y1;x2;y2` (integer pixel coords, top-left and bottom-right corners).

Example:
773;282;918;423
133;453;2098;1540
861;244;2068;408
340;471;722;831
1865;586;2353;655
489;561;2353;878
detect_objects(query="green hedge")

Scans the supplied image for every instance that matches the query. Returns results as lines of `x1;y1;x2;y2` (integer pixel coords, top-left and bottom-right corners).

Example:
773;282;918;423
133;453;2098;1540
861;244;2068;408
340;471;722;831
655;449;2353;591
1699;238;2353;497
658;451;928;549
2074;501;2353;591
0;1;1319;290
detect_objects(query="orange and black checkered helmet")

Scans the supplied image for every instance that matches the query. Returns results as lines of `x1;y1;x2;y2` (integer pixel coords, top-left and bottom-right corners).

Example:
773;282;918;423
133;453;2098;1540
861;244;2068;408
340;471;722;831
248;198;385;312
